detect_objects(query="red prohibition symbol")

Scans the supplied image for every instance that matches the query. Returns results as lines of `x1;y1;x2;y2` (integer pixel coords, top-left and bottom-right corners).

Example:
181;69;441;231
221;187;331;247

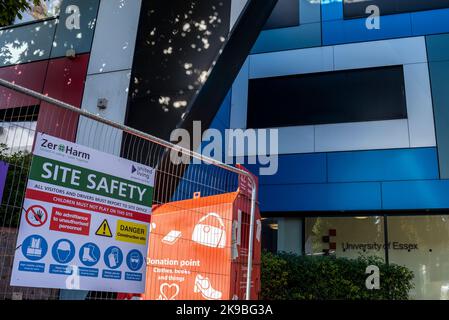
25;205;48;227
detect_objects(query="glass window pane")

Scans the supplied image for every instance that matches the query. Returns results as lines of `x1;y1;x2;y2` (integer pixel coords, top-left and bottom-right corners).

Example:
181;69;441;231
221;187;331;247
247;66;407;129
261;218;278;253
388;215;449;300
305;216;385;259
261;217;303;254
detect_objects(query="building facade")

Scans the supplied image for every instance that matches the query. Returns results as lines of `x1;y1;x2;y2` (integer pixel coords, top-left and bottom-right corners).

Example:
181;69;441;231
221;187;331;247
239;0;449;301
1;0;449;300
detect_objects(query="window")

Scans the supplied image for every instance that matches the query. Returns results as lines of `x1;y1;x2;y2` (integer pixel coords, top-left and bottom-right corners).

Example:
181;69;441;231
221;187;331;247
263;0;299;30
262;214;449;299
262;217;303;255
13;0;61;25
388;215;449;300
247;65;407;129
343;0;449;19
305;216;385;259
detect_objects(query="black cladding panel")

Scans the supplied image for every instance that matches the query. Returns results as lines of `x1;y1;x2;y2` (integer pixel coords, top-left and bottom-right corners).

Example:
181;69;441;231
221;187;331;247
247;66;408;129
126;0;232;140
263;0;299;30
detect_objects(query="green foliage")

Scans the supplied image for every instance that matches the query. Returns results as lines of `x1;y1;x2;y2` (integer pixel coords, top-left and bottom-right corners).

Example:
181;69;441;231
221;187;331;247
0;0;41;27
0;144;32;229
261;251;414;300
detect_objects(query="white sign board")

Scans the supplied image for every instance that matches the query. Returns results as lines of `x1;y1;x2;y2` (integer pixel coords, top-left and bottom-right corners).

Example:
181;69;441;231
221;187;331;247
11;133;155;293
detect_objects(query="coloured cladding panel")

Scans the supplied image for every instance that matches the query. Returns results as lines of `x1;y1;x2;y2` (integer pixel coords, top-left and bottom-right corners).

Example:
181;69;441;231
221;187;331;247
382;180;449;210
87;0;142;74
37;54;90;142
249;46;334;79
322;1;449;45
429;61;449;179
0;20;57;68
327;148;439;183
245;153;327;185
50;0;100;58
247;66;408;128
254;148;440;212
0;61;48;108
426;33;449;62
332;37;427;70
342;0;449;19
252;22;321;54
427;33;449;179
247;148;438;186
78;70;132;155
259;182;382;212
263;0;299;30
403;63;435;148
411;9;449;36
213;91;232;127
314;120;410;152
125;0;233;140
251;0;321;53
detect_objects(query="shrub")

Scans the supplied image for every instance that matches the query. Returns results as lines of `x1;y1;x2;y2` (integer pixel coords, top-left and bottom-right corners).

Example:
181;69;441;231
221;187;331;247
261;251;414;300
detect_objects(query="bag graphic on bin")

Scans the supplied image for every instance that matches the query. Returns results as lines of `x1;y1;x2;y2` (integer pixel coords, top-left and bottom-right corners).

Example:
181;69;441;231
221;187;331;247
192;213;226;249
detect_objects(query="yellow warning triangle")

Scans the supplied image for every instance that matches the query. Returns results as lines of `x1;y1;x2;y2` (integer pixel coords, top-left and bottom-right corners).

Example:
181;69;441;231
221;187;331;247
95;219;112;237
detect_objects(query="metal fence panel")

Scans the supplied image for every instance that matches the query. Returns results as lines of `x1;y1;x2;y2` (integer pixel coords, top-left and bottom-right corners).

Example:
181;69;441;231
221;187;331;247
0;78;258;301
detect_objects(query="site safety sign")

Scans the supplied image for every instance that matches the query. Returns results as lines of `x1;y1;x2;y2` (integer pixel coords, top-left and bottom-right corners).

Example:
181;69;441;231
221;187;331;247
10;133;155;293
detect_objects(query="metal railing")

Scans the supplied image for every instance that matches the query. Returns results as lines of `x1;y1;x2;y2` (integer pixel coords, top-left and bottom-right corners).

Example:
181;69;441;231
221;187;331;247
0;78;258;301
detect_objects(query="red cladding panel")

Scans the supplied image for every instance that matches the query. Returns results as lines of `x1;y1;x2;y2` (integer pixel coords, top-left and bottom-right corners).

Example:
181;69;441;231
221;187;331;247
0;61;48;109
37;54;89;142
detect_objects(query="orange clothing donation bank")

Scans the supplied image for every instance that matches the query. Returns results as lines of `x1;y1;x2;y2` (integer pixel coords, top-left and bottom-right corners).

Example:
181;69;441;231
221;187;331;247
138;169;261;300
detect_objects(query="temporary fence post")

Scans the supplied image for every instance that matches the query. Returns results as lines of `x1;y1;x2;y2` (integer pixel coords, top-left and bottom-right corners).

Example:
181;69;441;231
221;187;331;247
245;181;257;300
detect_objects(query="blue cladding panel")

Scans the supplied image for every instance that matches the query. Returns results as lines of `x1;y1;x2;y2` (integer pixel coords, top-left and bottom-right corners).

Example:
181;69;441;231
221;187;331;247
321;2;449;45
411;9;449;36
252;0;321;53
251;23;321;53
426;33;449;62
382;180;449;210
328;148;439;183
259;182;381;212
213;91;231;126
200;92;232;162
428;61;449;179
322;14;412;45
245;153;327;185
321;0;343;21
172;163;238;202
300;0;322;24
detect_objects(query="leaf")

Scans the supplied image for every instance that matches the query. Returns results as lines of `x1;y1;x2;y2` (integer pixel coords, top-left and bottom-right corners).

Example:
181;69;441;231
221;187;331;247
261;251;414;300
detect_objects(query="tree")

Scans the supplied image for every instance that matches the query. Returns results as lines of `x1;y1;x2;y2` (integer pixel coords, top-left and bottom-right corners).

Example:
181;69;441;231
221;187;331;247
0;0;41;27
